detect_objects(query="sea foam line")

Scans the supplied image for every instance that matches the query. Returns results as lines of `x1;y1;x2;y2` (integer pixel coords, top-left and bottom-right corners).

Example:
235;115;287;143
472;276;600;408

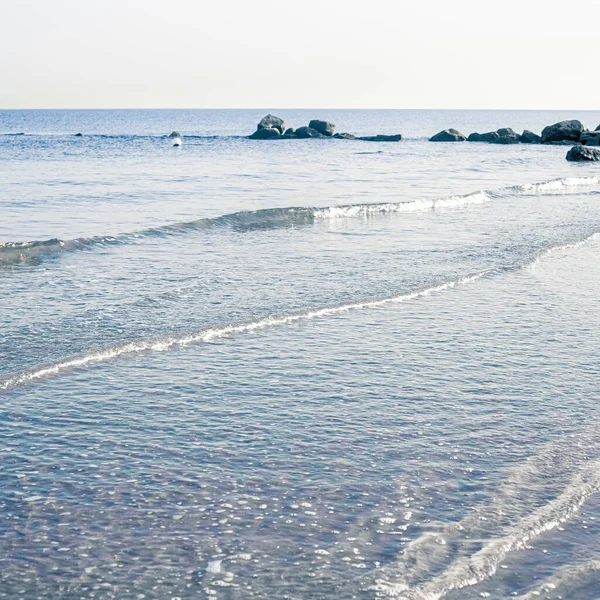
0;272;488;391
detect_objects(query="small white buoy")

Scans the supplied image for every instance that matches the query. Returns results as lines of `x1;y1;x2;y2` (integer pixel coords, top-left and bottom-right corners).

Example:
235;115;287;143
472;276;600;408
172;137;182;147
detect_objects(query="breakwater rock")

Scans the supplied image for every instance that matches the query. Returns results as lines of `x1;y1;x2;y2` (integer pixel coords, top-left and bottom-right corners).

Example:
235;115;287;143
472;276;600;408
541;120;585;144
248;115;400;142
429;129;467;142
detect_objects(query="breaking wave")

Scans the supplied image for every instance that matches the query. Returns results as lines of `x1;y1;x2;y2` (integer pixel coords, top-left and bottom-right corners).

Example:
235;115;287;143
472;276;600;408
2;176;599;267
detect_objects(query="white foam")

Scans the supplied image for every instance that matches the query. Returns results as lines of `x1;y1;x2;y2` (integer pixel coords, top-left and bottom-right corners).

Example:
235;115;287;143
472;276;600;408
315;192;491;221
515;176;600;194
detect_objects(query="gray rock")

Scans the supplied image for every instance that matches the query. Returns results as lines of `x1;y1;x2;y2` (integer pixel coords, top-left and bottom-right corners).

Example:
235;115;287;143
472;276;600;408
541;120;585;144
358;134;402;142
281;128;297;139
249;127;281;140
168;131;181;138
429;129;467;142
566;144;600;161
257;114;286;134
497;127;517;137
283;128;295;135
309;120;335;136
74;133;84;137
333;132;356;140
487;128;519;144
580;131;600;146
519;130;542;144
596;124;600;131
468;132;499;142
295;126;323;139
491;130;520;144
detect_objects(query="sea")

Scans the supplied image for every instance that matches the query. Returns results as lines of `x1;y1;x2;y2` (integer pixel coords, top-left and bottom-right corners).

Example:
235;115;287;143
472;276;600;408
1;109;600;600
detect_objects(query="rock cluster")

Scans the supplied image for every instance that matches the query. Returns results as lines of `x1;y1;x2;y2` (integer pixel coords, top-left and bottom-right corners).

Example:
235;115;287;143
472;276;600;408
431;121;595;145
248;115;401;142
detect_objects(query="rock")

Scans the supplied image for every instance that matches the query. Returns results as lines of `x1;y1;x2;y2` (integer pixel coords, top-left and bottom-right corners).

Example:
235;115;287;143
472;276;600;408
580;131;600;146
295;126;323;139
283;128;295;135
333;132;356;140
249;127;281;140
74;132;84;137
541;120;585;144
566;144;600;161
281;128;297;139
519;130;541;144
308;120;335;136
490;129;520;144
468;132;499;142
596;125;600;131
358;134;402;142
168;131;181;138
257;114;286;134
429;129;466;142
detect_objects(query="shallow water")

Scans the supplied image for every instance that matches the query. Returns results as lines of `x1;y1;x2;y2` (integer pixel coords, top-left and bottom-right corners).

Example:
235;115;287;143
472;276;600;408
1;109;600;599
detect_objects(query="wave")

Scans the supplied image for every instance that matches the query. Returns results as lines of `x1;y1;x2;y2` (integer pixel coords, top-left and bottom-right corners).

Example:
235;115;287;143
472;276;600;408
371;394;600;599
3;176;599;267
0;271;489;391
510;176;600;194
2;227;599;391
0;192;491;265
516;559;600;599
373;464;600;599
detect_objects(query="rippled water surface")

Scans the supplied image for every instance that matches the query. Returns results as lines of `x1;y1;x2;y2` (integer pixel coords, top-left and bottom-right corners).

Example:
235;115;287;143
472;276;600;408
2;109;600;599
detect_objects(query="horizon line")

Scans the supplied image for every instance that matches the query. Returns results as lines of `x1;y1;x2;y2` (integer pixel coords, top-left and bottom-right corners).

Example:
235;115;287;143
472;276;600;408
2;107;600;112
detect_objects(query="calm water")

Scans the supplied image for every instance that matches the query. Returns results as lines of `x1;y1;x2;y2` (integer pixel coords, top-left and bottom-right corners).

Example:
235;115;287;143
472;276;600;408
1;109;600;599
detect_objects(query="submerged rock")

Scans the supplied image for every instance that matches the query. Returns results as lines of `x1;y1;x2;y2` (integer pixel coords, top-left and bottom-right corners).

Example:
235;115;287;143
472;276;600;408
168;131;181;138
308;120;335;136
358;134;402;142
519;130;542;144
429;129;466;142
295;126;323;139
566;144;600;161
541;120;585;144
249;127;281;140
580;131;600;146
333;132;356;140
257;114;286;134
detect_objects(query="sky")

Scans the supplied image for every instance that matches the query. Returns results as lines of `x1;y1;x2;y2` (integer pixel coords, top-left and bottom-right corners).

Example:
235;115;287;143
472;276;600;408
2;0;599;109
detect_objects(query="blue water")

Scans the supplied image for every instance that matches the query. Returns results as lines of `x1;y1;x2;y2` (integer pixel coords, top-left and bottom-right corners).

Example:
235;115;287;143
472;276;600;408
2;109;600;599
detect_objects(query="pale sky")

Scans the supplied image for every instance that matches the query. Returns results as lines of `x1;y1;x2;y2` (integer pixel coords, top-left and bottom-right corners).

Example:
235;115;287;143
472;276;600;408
2;0;599;109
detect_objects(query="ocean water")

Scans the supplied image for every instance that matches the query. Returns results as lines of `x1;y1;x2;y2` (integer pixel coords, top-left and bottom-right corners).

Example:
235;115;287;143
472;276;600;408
1;109;600;599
